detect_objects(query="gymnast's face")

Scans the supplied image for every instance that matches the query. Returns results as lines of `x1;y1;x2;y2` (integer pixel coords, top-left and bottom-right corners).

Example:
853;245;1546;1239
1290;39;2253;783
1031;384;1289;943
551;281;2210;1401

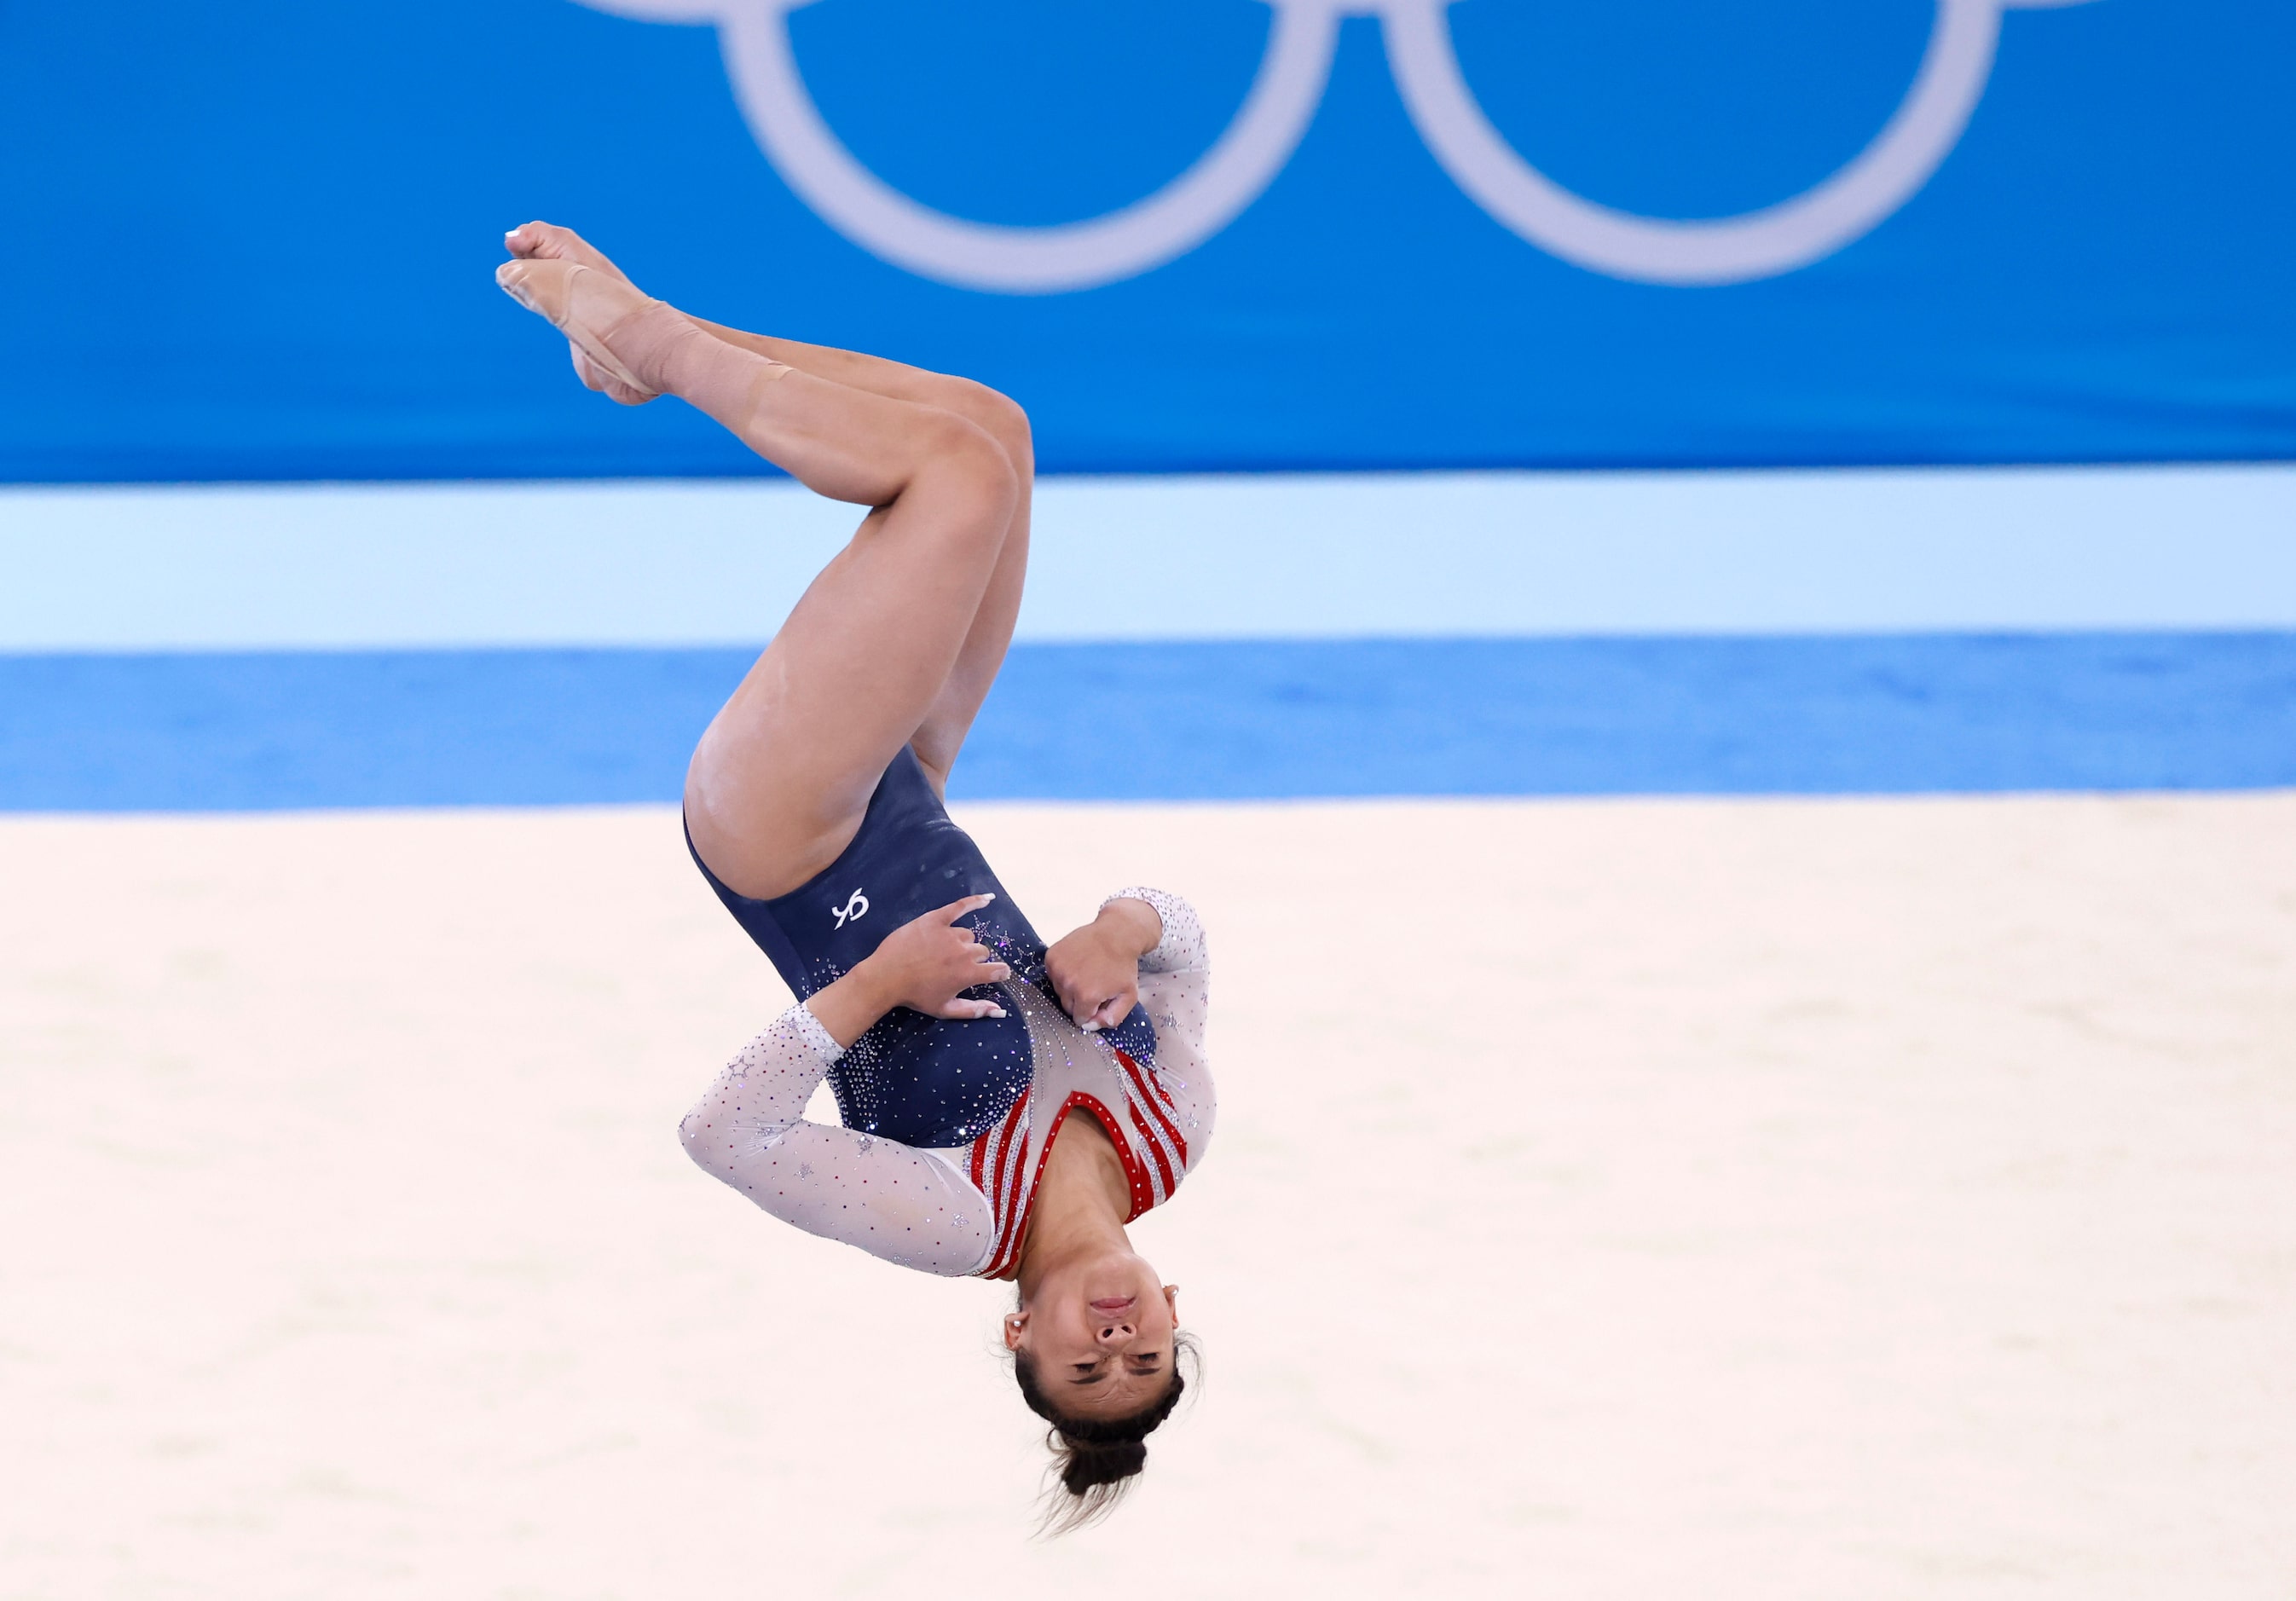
1004;1253;1180;1419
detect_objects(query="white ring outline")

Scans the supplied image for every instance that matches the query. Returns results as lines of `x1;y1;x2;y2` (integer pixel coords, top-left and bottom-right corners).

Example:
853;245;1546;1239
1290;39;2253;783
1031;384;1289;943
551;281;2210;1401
1390;0;2010;286
575;0;2098;292
722;0;1343;294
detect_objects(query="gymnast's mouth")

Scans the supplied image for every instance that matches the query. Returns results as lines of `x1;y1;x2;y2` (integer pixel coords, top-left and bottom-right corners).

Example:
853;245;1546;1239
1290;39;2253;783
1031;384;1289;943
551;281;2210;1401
1088;1297;1136;1316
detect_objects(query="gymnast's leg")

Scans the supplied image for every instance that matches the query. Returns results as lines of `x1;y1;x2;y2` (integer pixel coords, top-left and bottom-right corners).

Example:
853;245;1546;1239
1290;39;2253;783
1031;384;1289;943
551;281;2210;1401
496;234;1025;899
670;321;1031;795
503;222;1033;805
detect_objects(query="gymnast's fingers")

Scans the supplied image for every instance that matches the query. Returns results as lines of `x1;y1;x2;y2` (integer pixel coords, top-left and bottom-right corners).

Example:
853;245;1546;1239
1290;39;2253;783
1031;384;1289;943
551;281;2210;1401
1052;968;1096;1017
1091;978;1140;1031
931;893;996;926
960;947;1011;985
939;994;1008;1020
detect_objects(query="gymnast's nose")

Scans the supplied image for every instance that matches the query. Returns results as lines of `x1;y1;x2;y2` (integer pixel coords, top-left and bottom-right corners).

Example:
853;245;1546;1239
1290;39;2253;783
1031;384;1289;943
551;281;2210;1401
1090;1299;1138;1344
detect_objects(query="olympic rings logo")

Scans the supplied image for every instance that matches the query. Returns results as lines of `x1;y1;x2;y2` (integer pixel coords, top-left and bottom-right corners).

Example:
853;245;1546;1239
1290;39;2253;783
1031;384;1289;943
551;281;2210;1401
577;0;2101;293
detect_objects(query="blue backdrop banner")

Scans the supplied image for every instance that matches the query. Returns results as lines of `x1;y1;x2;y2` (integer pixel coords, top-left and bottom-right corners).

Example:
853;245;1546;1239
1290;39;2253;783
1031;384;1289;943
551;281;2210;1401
3;0;2289;481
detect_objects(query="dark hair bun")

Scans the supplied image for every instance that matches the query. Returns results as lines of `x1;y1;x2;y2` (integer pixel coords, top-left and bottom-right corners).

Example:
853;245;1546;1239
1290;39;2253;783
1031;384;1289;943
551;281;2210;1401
1059;1436;1147;1494
1012;1329;1201;1534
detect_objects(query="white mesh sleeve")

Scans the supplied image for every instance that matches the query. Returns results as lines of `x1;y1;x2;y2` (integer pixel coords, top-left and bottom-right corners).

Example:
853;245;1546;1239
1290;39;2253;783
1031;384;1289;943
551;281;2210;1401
1105;886;1208;976
1104;887;1216;1161
679;1003;993;1277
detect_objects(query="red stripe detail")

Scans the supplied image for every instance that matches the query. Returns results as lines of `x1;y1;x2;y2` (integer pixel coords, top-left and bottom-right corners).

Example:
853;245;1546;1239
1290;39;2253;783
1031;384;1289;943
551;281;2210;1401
994;1118;1029;1270
995;1097;1086;1278
973;1047;1200;1278
992;1093;1028;1268
1125;1098;1177;1199
1116;1051;1185;1161
969;1098;1027;1278
969;1125;992;1194
1115;1050;1189;1168
1069;1093;1156;1218
1119;1045;1178;1111
989;1099;1025;1213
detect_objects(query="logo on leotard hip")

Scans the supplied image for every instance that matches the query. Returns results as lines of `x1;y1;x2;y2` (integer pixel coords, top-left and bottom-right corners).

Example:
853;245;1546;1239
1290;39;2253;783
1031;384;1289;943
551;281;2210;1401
832;888;870;928
571;0;2102;292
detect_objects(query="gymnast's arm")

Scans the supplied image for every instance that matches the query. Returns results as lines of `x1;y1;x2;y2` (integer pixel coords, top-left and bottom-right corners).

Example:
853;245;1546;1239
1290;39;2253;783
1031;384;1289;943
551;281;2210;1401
676;896;1009;1277
1050;887;1216;1152
1117;887;1209;982
1119;888;1211;1094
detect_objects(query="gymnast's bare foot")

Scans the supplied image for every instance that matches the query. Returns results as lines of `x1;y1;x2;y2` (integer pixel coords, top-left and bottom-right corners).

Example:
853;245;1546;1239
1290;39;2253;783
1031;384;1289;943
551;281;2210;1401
496;254;713;402
506;220;633;283
503;221;653;404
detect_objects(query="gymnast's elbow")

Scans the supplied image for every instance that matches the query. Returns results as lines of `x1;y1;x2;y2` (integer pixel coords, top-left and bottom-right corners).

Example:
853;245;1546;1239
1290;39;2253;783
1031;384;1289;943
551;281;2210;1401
678;1100;800;1191
677;1103;742;1185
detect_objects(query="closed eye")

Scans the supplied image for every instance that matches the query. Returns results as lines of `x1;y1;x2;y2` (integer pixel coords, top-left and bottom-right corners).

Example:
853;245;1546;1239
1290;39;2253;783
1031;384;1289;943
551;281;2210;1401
1068;1353;1165;1386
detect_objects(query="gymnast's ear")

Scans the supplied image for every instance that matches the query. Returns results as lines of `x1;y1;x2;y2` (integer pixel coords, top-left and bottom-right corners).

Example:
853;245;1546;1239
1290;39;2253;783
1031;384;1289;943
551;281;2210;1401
1003;1310;1029;1350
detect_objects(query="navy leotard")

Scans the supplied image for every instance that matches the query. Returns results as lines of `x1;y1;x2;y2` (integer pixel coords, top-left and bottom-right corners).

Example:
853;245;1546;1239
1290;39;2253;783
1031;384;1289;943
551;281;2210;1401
686;747;1156;1148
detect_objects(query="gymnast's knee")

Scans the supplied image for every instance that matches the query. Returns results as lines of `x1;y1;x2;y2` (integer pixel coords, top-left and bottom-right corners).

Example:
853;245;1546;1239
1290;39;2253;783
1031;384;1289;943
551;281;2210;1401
948;379;1032;477
912;409;1021;528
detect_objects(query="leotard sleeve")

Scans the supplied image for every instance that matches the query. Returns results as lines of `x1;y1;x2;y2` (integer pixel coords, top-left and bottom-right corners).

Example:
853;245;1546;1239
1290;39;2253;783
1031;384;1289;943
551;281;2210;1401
1106;887;1217;1160
679;1003;994;1276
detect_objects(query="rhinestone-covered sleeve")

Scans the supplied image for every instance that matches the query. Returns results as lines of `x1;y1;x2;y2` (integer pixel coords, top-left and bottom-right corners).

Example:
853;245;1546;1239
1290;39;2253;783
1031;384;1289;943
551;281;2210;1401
679;1003;994;1276
1105;886;1206;976
1106;887;1215;1167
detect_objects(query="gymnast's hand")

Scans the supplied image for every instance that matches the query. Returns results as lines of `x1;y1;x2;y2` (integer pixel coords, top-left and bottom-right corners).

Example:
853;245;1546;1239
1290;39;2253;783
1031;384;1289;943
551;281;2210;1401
807;894;1013;1046
1045;896;1163;1033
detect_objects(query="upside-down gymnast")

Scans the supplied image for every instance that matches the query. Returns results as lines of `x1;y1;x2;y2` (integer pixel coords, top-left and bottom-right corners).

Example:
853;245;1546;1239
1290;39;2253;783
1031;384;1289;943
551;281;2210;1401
497;224;1214;1530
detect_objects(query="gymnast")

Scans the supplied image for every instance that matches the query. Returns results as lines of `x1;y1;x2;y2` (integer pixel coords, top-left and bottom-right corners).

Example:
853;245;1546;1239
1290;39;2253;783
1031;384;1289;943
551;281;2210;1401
497;224;1214;1531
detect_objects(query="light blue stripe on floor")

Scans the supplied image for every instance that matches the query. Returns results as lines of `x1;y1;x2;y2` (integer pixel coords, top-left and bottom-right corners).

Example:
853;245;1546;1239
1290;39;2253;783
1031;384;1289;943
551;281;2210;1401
3;634;2289;812
5;465;2295;652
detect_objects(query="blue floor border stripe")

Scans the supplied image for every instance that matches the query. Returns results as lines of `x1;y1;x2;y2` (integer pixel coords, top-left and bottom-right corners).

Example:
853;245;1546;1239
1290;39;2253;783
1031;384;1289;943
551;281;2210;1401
3;634;2292;813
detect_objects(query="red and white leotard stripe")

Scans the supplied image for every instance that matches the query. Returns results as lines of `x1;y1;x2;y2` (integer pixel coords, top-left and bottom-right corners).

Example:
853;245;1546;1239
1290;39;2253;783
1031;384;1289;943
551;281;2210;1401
963;966;1200;1279
680;887;1214;1278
